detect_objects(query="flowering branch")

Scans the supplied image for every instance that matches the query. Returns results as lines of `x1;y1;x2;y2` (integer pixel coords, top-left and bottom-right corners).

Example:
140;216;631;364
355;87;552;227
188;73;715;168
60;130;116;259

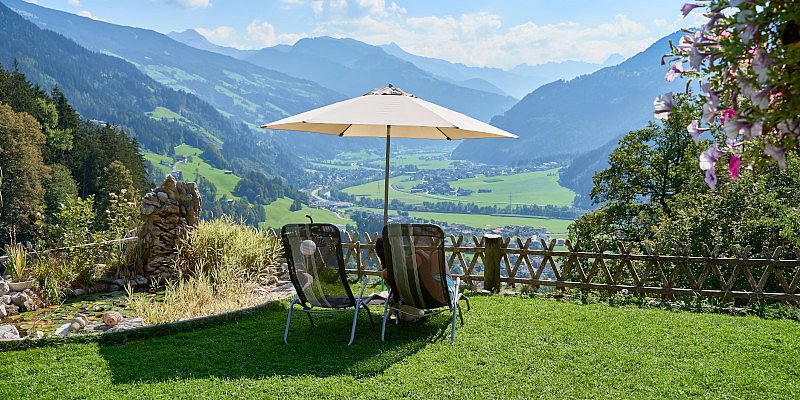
656;0;799;188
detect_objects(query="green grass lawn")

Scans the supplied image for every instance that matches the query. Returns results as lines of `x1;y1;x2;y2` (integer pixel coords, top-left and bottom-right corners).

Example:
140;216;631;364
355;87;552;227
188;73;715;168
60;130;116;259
2;295;797;399
263;197;353;229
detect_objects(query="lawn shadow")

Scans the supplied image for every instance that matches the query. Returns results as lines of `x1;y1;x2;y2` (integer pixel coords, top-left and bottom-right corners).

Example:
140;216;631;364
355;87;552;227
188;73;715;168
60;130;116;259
98;301;452;384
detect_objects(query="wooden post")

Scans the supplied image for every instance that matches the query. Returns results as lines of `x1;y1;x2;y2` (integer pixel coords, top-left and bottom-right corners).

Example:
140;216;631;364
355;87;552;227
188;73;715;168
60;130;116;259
484;234;502;293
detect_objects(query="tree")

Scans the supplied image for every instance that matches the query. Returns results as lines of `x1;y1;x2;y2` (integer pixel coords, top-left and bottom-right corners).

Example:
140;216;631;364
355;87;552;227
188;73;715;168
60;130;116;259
571;96;708;242
653;153;800;253
43;163;78;223
0;103;50;244
97;160;135;217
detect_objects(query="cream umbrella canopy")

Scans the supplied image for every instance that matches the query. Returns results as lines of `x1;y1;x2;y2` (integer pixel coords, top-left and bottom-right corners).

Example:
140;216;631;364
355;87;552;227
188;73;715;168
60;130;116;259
261;85;517;223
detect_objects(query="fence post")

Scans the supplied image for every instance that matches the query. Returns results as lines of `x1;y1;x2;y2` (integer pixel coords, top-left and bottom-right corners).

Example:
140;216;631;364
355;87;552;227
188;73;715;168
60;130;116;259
483;234;502;293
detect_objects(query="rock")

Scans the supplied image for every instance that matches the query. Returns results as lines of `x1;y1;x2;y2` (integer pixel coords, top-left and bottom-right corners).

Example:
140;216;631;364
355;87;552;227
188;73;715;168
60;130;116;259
72;288;87;297
8;280;33;291
0;280;8;296
83;324;109;333
33;331;44;339
134;275;149;287
1;295;9;305
54;323;72;336
141;204;157;215
113;278;126;287
105;317;143;334
10;292;28;307
0;324;20;340
69;315;89;332
0;303;6;319
103;311;124;327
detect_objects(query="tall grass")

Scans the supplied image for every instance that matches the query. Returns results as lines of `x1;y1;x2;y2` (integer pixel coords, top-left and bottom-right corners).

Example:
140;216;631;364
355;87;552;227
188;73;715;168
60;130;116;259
129;217;282;324
4;243;27;281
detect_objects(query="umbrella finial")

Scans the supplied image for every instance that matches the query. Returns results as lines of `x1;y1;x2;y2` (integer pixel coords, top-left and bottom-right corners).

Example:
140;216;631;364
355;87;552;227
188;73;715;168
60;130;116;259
364;84;415;97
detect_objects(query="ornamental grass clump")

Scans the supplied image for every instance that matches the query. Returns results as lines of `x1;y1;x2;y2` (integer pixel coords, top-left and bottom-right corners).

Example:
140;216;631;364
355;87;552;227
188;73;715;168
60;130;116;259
128;217;282;325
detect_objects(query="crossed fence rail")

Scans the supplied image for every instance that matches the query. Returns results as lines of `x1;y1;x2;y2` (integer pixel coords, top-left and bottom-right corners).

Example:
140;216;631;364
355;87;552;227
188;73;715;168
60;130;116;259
331;231;800;302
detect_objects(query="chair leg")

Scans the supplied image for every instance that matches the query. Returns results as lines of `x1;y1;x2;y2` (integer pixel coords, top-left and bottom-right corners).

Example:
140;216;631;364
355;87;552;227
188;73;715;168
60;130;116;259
457;302;464;325
284;295;299;344
381;290;392;342
462;295;471;312
362;304;375;328
305;310;315;326
450;304;458;344
348;299;361;346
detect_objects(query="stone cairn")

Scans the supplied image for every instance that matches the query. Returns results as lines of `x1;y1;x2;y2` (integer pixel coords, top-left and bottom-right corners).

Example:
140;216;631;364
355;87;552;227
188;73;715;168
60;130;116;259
139;175;201;280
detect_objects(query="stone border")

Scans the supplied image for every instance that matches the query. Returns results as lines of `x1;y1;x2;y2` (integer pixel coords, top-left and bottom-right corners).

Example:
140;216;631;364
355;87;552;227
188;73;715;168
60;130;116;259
0;296;290;352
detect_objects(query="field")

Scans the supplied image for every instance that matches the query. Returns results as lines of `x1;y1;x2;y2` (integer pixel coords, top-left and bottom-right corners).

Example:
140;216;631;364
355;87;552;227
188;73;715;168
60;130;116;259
342;170;575;208
143;144;241;199
3;295;798;399
263;197;353;229
352;207;572;233
146;107;223;145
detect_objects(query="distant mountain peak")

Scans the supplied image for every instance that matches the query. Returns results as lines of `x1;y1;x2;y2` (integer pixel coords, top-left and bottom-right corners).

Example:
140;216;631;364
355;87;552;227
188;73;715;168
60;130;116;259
603;53;626;66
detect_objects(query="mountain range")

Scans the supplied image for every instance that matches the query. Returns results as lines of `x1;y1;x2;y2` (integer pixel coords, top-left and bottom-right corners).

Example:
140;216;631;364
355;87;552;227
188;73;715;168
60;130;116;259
0;0;305;189
382;42;625;99
452;31;681;167
4;0;343;128
241;36;517;123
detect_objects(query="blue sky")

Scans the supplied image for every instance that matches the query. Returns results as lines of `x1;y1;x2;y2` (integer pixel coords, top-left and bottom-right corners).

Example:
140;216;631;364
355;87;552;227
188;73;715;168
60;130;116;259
25;0;703;68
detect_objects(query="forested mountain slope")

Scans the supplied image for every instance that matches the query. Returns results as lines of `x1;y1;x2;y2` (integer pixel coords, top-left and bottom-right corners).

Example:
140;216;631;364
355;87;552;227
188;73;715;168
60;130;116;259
452;32;681;166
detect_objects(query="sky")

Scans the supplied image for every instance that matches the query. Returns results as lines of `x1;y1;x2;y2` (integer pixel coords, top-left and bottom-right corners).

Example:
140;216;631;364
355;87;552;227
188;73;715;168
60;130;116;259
23;0;704;69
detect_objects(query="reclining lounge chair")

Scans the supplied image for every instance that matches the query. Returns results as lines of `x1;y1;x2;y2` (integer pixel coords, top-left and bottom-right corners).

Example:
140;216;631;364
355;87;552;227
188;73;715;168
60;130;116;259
281;223;374;345
380;223;470;343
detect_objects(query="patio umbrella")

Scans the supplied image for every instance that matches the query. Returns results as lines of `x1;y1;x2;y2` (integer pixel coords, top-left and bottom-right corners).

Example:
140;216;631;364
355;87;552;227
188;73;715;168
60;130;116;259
261;84;517;223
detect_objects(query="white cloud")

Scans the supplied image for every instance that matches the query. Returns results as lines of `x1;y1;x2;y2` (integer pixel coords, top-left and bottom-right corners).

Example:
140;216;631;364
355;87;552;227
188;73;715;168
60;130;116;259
165;0;210;10
311;10;685;68
68;0;80;7
196;22;307;49
196;26;235;41
77;10;101;20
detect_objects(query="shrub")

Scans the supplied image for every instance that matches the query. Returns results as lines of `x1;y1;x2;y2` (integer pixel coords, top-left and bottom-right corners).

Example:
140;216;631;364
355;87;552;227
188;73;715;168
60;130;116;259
128;217;281;324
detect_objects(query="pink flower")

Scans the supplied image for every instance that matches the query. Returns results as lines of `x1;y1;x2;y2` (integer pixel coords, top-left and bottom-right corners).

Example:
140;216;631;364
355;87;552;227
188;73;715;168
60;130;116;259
665;62;683;82
653;92;674;120
681;3;703;17
720;109;736;125
700;143;723;171
764;146;787;169
728;155;742;180
687;120;709;144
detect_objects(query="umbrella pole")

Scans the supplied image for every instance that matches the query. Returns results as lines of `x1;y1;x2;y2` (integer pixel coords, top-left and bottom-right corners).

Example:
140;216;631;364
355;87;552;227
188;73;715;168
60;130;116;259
383;126;391;225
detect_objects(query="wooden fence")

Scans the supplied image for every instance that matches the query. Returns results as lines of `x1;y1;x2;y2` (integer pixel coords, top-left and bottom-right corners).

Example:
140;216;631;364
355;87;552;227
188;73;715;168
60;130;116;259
5;231;799;302
338;232;800;302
